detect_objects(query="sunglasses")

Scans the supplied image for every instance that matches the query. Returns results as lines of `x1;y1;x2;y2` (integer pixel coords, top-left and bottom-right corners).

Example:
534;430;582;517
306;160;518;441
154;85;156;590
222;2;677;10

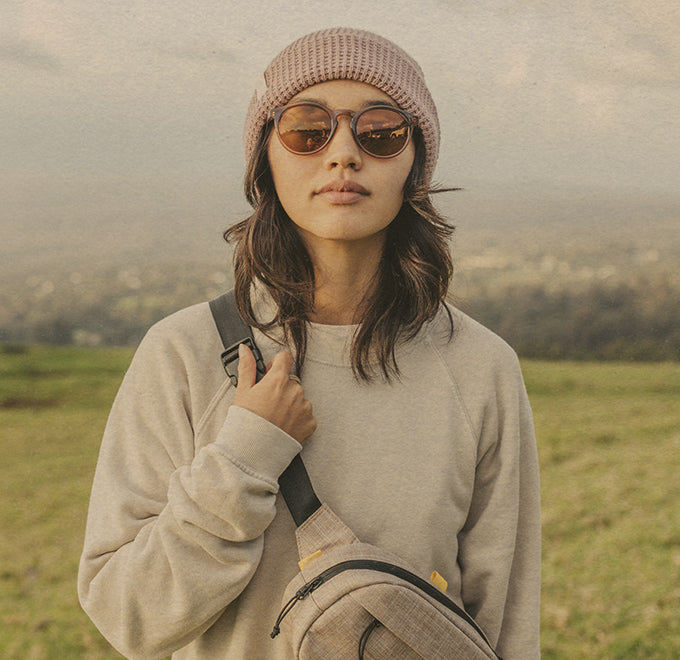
268;101;417;158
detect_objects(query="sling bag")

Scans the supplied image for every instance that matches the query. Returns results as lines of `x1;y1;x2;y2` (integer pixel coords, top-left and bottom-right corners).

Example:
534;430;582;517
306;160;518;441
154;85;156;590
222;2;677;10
209;290;502;659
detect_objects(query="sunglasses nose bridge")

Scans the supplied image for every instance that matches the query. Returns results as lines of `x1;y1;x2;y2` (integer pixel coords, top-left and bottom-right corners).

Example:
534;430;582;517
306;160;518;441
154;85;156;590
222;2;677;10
332;109;355;121
328;109;356;141
323;110;363;166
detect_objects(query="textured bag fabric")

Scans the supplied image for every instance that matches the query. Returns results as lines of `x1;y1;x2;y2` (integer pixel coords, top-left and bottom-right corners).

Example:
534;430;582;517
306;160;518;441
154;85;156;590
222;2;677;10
274;505;501;659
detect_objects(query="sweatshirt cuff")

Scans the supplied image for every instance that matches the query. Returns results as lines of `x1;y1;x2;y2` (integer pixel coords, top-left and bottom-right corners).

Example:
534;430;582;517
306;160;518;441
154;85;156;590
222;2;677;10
215;405;302;485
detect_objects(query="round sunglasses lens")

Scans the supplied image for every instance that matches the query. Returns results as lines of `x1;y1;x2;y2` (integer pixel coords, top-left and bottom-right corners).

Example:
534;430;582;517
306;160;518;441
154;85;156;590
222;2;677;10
356;108;410;157
278;105;332;153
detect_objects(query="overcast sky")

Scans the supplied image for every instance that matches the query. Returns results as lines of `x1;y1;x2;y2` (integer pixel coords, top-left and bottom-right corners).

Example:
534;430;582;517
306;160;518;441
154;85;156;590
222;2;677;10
2;0;679;260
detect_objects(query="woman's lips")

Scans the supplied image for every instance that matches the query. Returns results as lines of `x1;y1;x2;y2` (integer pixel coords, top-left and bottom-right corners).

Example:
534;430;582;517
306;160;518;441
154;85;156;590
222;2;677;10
315;181;369;205
317;190;366;204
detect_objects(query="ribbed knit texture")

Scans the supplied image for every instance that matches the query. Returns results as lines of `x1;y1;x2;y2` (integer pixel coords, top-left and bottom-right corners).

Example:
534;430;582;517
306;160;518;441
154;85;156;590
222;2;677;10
244;28;440;182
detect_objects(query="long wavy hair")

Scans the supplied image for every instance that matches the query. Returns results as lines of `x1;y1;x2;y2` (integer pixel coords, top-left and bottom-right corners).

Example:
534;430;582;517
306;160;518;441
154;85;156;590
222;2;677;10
224;121;455;381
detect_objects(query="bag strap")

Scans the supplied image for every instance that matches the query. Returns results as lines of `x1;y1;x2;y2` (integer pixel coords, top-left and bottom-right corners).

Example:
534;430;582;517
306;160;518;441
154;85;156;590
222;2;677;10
209;290;322;527
208;289;267;386
277;453;322;527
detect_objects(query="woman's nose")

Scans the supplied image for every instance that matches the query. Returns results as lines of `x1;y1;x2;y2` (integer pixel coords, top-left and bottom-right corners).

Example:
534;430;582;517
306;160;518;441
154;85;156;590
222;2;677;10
323;117;363;170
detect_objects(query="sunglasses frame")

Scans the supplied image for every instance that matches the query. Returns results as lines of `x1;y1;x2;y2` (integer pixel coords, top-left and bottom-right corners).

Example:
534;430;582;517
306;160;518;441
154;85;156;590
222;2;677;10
268;101;417;158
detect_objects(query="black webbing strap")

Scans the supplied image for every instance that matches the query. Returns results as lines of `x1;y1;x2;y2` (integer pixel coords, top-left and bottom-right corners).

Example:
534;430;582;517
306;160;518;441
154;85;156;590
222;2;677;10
277;455;322;527
208;290;322;527
209;289;250;354
208;290;266;386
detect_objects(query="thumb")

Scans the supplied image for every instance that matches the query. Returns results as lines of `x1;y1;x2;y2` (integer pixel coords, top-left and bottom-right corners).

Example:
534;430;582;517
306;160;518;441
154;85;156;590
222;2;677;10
236;343;257;390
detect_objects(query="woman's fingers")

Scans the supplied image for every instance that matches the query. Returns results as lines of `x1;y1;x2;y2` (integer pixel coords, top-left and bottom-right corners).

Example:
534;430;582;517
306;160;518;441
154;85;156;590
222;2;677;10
236;343;257;390
265;351;294;380
232;350;316;445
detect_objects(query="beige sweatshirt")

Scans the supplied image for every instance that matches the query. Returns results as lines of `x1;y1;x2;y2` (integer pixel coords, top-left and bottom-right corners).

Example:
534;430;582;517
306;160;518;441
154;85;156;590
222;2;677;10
78;298;540;659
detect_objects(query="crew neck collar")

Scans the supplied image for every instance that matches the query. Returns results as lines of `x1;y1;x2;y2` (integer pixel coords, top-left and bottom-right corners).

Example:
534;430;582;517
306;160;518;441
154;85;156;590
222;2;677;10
247;283;436;368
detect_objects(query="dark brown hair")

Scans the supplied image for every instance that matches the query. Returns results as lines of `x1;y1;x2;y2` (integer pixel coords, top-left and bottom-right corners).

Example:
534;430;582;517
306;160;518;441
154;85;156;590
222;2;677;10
224;123;455;381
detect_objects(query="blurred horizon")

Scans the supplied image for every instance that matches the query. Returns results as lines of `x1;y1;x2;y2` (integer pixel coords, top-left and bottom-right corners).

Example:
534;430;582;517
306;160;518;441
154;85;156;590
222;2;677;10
4;177;679;276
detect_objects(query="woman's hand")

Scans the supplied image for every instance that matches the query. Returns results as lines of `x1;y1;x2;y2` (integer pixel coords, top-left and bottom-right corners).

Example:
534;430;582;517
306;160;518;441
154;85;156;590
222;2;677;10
232;344;317;445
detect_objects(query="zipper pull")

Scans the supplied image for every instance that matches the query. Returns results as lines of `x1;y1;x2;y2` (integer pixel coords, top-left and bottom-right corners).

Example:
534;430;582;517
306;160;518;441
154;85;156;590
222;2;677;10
270;576;324;638
359;618;382;659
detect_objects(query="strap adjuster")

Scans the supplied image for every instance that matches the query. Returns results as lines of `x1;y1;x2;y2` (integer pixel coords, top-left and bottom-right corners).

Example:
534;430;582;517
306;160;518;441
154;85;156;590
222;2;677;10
220;337;266;387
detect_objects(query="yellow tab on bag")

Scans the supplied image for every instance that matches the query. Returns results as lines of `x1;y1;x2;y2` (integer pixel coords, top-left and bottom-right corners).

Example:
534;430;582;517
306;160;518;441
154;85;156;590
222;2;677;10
298;550;323;571
430;570;448;593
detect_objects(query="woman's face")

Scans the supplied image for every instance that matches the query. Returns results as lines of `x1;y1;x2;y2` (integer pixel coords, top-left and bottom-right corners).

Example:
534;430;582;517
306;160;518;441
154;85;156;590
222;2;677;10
267;80;415;250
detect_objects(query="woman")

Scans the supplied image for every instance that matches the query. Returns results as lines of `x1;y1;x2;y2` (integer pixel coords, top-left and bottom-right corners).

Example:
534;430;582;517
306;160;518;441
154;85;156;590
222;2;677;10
79;28;540;659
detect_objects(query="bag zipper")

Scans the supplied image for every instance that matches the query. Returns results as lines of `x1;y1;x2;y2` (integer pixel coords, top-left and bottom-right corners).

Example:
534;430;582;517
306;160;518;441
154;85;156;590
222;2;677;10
270;559;499;658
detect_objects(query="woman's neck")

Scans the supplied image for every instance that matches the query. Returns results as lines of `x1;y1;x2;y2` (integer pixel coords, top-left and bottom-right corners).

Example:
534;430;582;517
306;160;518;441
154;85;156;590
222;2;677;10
304;234;384;325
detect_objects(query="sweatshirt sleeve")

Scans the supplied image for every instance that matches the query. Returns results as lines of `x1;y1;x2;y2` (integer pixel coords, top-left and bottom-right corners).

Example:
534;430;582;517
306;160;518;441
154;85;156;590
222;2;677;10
77;321;301;659
457;351;541;660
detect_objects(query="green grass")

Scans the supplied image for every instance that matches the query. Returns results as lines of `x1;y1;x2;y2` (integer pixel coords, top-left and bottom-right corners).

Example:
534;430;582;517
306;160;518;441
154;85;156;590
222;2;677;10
0;346;132;660
1;346;679;658
523;361;680;659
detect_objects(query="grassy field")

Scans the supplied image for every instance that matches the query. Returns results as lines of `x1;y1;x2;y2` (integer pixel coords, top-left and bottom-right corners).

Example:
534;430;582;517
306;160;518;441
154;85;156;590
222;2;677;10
1;346;678;659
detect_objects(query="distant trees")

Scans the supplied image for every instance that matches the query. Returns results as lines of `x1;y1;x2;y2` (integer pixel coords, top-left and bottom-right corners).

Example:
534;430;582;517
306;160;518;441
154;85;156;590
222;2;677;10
464;275;679;361
0;262;232;349
2;259;678;362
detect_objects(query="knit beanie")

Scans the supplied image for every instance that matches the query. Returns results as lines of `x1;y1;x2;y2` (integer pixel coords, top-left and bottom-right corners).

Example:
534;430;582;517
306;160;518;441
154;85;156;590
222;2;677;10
243;27;440;183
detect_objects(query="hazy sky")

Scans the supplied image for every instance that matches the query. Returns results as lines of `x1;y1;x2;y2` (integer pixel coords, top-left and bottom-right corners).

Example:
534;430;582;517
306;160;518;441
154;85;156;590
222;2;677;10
2;0;679;257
